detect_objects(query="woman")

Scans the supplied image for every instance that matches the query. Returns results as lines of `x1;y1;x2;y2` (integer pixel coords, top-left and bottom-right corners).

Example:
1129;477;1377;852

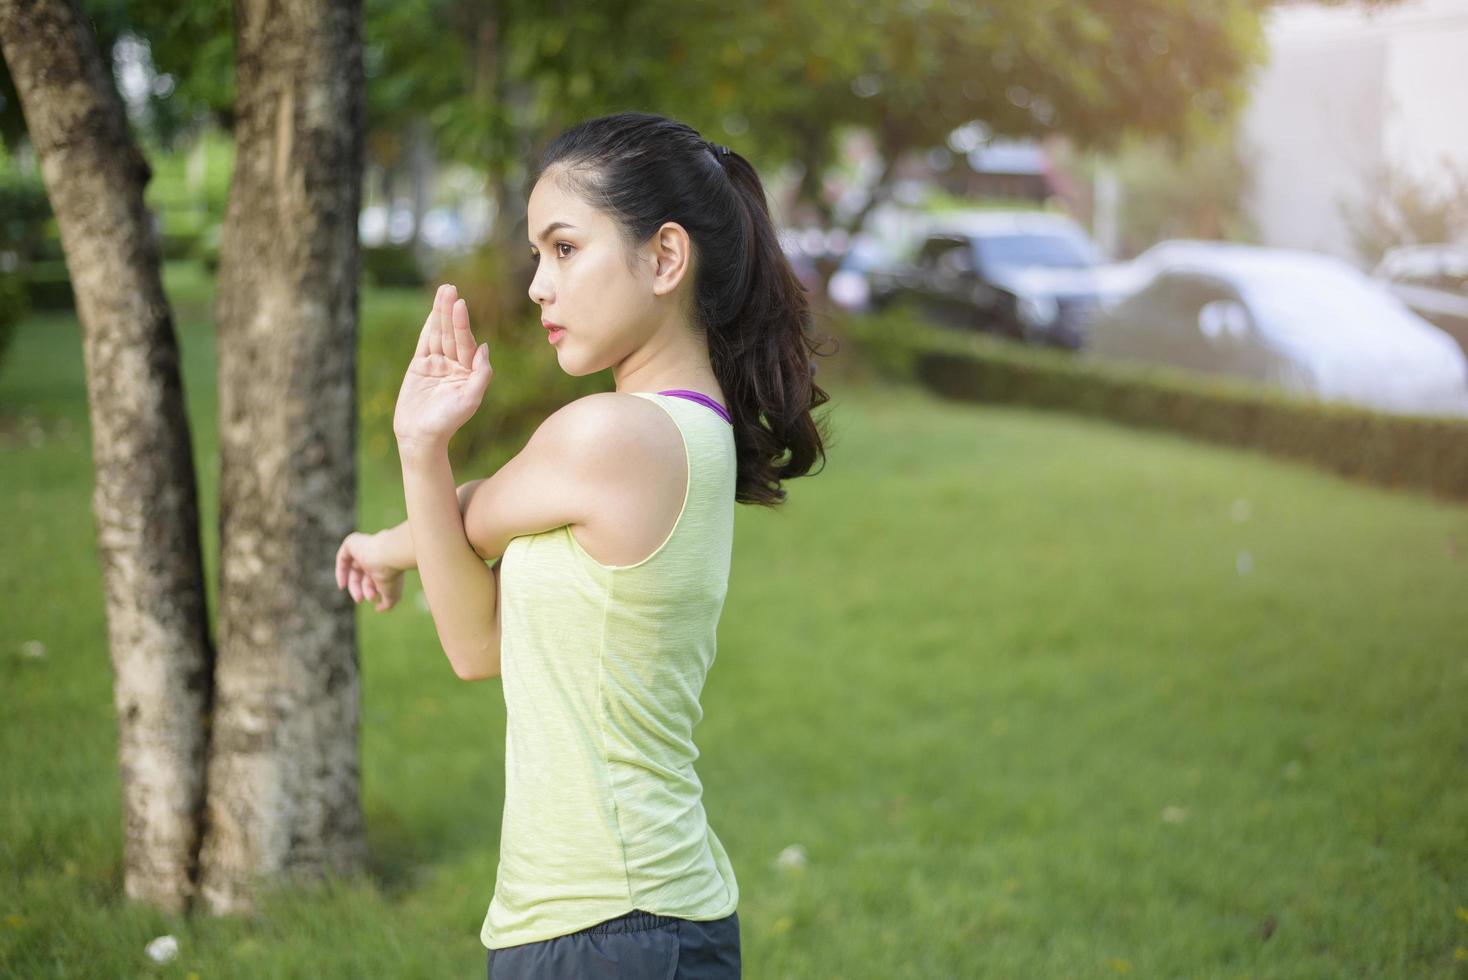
335;111;832;979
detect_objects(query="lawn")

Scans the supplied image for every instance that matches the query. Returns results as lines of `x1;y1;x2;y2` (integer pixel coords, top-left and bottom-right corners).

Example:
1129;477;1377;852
2;263;1467;978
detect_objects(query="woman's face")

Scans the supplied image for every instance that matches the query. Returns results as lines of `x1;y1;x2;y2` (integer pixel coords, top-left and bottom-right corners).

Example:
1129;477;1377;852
526;173;674;377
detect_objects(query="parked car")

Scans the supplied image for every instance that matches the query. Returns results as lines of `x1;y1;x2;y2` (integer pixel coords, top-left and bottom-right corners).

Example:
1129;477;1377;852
826;232;912;313
1372;243;1468;357
1084;240;1468;419
866;211;1118;348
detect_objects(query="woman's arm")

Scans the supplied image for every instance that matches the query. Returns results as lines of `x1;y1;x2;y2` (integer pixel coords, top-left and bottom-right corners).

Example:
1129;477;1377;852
372;478;485;571
399;448;499;681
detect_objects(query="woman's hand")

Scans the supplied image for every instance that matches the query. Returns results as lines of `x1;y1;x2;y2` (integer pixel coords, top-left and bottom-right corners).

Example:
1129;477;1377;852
335;531;405;611
393;283;493;457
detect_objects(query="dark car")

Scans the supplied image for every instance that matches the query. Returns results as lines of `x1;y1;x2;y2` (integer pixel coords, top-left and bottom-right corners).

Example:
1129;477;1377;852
1372;244;1468;357
866;211;1115;349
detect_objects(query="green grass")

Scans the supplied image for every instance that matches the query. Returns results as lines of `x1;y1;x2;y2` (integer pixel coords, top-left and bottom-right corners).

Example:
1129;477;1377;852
3;263;1468;978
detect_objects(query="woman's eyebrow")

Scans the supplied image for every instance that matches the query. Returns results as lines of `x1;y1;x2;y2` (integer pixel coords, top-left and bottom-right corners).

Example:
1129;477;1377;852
530;221;578;244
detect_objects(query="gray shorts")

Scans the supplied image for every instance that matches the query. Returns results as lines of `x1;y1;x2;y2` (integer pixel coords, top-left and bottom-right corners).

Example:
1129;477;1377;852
486;908;740;979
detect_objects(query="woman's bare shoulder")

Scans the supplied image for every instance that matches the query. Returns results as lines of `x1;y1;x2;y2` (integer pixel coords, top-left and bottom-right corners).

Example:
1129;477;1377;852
553;393;686;564
556;391;683;482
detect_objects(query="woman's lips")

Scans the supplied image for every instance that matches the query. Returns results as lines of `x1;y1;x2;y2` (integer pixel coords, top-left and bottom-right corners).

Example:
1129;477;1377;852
546;326;565;344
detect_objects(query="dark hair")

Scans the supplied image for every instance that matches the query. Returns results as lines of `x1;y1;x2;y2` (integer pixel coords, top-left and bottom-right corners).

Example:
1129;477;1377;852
530;111;834;507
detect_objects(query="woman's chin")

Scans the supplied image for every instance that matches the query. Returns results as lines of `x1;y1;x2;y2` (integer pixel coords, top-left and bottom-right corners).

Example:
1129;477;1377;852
553;351;594;378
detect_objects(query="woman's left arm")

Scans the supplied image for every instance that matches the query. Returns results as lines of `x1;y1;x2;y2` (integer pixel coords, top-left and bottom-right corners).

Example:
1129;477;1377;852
400;443;499;680
393;282;500;681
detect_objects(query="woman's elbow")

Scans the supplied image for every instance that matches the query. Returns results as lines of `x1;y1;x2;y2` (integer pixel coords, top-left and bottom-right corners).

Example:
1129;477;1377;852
456;663;501;682
449;642;501;682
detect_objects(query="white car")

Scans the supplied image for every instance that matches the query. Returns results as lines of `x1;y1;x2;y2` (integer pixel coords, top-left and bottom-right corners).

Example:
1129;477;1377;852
1372;243;1468;357
1084;240;1468;419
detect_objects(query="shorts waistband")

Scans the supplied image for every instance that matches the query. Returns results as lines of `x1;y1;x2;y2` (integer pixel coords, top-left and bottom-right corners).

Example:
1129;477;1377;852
584;909;682;935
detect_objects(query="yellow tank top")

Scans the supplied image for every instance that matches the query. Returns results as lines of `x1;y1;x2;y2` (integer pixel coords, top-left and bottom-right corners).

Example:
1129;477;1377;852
480;390;740;950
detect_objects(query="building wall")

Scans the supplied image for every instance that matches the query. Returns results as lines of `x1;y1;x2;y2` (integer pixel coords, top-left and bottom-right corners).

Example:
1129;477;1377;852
1240;0;1468;264
1382;15;1468;186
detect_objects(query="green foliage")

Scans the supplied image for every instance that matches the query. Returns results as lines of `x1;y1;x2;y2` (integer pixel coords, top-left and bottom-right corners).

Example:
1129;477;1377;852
142;129;234;219
196;224;220;273
920;186;1063;216
356;286;423;466
842;304;1468;504
159;230;201;262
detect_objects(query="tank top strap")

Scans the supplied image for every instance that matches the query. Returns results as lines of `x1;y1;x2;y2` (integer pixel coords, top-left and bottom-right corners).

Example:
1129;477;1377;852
652;388;732;424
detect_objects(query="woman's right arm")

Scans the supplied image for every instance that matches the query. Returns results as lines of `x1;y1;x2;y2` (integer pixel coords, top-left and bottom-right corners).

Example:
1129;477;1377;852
336;479;489;610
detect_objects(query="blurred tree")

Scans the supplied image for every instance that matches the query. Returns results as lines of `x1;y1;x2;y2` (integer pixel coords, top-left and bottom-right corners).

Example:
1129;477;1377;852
0;0;229;153
4;0;1327;288
666;0;1274;237
0;0;213;916
1342;158;1468;265
200;0;367;917
0;0;366;918
1055;124;1260;259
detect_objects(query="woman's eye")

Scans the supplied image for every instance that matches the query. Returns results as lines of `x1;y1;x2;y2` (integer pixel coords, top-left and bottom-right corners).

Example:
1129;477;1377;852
554;242;573;257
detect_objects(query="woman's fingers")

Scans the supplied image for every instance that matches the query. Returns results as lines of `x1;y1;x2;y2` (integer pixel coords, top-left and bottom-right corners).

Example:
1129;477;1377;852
427;284;446;360
363;574;377;601
441;284;460;364
413;284;477;371
452;296;477;371
348;565;363;602
335;538;351;589
415;302;437;359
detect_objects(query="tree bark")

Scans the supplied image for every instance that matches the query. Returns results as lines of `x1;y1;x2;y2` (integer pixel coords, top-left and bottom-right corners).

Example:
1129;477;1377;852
200;0;367;914
0;0;214;915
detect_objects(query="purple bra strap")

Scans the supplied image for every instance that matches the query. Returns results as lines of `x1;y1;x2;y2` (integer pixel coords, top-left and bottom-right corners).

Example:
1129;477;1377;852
656;389;733;424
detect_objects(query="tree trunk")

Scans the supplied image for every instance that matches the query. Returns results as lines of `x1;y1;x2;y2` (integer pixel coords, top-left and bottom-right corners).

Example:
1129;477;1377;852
200;0;367;914
405;116;435;272
0;0;214;915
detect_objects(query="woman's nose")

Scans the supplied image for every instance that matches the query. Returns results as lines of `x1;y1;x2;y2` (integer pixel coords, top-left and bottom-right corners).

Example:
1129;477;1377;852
528;266;552;305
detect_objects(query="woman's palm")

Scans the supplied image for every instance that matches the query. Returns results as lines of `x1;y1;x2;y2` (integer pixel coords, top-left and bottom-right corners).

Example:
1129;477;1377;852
393;284;493;446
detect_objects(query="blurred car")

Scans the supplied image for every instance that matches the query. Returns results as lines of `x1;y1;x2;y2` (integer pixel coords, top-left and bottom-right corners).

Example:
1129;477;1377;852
826;233;911;313
1372;243;1468;357
866;211;1118;348
775;225;857;299
1084;240;1468;419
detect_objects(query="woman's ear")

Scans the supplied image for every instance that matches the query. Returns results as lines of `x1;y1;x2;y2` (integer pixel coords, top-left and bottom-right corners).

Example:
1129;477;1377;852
647;221;692;298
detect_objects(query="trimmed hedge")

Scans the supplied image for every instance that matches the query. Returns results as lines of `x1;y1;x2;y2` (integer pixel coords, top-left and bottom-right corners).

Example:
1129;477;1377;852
0;171;49;370
0;272;28;371
23;260;75;311
362;243;427;289
0;172;50;260
842;303;1468;505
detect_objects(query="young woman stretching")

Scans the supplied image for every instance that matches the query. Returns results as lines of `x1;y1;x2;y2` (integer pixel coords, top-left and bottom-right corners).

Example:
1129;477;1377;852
335;110;831;978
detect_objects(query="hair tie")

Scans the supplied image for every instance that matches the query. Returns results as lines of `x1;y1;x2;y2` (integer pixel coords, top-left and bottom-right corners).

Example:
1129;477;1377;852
707;140;731;160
